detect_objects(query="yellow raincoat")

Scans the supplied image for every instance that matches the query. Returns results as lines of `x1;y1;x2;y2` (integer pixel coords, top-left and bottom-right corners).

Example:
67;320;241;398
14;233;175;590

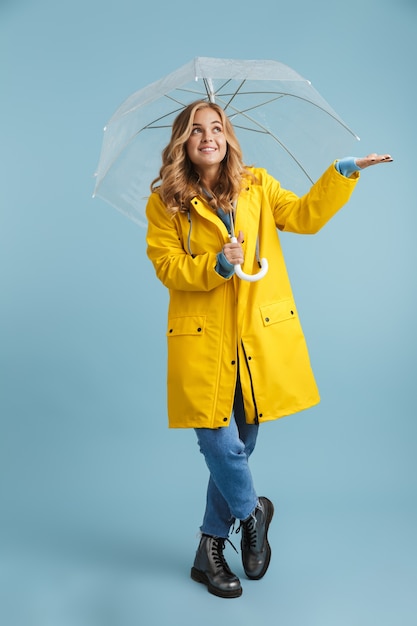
146;163;359;428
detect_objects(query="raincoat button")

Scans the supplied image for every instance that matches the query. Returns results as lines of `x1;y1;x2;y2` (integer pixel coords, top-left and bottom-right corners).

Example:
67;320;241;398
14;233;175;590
259;413;263;418
197;327;202;332
231;360;236;365
169;329;173;333
265;317;270;322
223;417;228;422
290;310;294;315
248;356;252;360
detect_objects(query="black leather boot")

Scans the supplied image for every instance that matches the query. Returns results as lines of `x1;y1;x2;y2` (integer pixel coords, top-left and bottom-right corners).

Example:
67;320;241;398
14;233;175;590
239;496;274;580
191;534;242;598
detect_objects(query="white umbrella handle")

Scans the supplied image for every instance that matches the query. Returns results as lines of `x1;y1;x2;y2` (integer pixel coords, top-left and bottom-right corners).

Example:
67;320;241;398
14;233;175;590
230;236;269;282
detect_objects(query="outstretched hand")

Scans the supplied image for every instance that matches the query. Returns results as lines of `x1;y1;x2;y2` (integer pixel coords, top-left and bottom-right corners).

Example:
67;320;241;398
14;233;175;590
356;153;393;169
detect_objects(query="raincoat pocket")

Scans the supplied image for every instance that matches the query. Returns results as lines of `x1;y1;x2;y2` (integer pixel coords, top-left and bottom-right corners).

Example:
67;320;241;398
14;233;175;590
166;315;206;337
259;299;297;327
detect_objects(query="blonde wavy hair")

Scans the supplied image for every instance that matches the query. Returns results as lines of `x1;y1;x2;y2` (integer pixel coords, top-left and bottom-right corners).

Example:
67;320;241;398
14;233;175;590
150;100;255;214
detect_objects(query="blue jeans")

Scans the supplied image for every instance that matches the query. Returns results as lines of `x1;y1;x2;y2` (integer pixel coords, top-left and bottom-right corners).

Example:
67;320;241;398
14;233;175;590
195;375;259;538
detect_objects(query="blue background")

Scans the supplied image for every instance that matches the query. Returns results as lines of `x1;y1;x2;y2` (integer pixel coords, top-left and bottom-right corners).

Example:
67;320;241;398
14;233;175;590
1;0;416;624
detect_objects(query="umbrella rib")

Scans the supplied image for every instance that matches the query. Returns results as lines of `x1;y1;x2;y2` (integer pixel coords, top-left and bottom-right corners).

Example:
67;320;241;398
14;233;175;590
216;79;244;110
231;122;312;181
214;98;315;182
220;90;358;139
239;126;314;183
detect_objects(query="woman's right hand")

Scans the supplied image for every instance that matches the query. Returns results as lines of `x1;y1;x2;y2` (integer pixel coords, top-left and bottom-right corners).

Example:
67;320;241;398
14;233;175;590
355;153;393;169
223;230;245;265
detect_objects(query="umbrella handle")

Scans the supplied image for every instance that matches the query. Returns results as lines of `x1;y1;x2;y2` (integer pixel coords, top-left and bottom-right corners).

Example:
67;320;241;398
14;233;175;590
230;237;269;282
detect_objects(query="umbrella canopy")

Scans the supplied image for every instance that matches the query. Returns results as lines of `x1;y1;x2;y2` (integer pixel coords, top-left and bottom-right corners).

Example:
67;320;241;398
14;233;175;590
93;57;360;227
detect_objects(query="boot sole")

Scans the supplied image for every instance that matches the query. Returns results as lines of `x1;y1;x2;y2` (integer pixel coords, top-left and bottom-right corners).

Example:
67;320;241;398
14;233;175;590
191;567;243;598
245;497;274;580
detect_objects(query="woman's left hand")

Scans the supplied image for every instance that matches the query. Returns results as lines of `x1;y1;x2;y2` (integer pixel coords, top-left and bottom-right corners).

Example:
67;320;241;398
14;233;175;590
356;153;393;169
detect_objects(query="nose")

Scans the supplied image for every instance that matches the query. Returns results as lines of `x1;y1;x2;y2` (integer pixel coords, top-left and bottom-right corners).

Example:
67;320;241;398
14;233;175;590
201;130;214;142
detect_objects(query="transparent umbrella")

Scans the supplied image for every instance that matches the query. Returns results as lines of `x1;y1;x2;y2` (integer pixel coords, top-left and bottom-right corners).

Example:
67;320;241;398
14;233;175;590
93;56;359;228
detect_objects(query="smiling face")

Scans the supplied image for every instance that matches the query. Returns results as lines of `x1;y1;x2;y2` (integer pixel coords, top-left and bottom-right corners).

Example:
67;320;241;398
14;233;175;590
185;106;228;180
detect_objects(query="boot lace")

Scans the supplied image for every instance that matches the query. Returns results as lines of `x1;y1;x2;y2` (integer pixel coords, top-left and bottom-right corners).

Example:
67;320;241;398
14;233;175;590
211;537;238;573
236;516;257;549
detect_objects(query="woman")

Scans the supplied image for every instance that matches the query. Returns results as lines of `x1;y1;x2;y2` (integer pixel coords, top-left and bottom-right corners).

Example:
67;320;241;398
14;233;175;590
145;100;392;598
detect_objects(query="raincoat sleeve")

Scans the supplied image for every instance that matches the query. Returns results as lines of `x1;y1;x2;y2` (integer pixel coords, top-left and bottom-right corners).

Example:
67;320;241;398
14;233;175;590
145;192;230;292
262;162;360;234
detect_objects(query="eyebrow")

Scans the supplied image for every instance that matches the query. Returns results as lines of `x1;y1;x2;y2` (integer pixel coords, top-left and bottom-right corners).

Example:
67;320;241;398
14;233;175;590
192;119;223;126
